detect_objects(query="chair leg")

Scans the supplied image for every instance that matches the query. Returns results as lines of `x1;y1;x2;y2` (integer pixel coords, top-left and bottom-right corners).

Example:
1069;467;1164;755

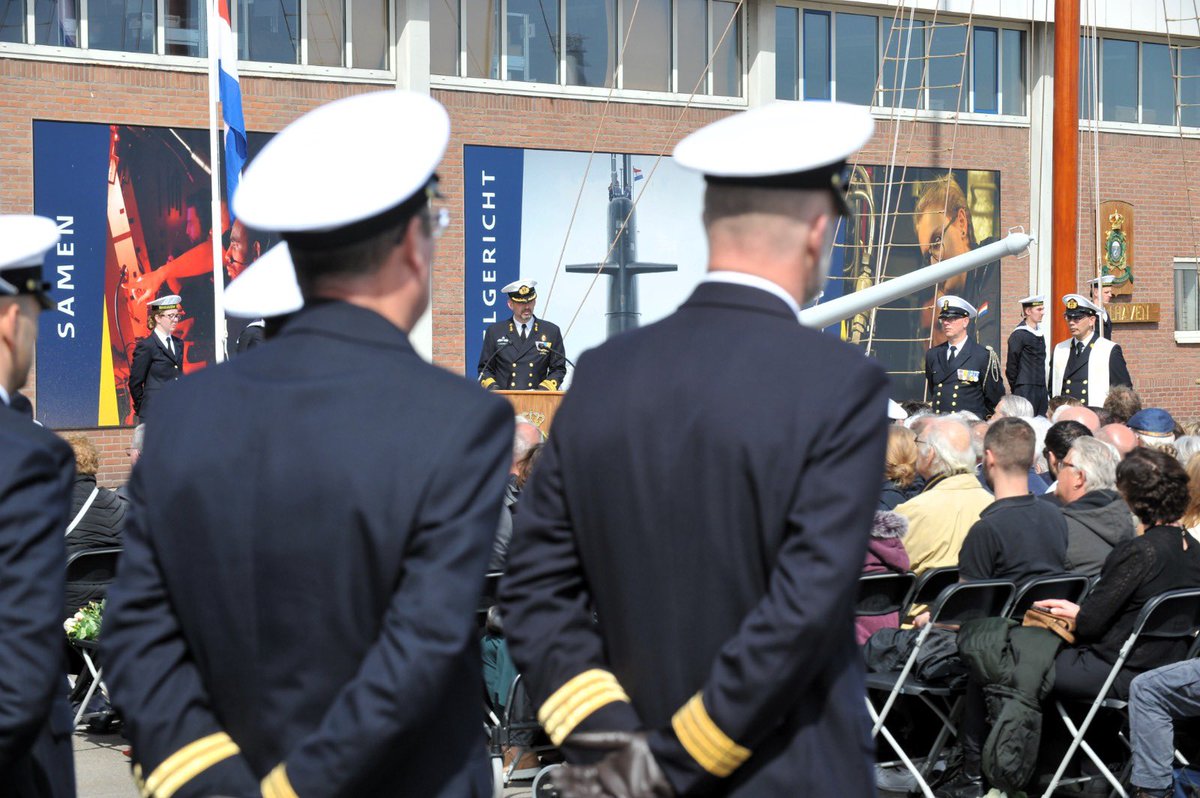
866;697;936;798
872;623;935;737
1043;691;1126;798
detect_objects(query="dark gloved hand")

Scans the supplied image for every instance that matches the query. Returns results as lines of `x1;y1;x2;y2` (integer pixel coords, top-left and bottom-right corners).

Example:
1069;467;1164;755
547;732;674;798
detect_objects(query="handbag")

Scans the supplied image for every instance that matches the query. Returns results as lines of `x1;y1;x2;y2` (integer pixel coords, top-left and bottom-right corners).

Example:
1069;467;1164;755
1021;607;1076;645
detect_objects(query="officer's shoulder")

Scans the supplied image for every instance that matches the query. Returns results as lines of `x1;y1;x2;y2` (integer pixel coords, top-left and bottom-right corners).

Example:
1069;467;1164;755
0;407;71;467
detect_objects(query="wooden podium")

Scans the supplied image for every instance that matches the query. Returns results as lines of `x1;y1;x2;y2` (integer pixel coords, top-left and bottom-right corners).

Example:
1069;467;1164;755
496;390;565;433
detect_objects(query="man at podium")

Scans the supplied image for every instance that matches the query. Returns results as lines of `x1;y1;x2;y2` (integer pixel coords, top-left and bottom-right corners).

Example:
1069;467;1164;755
478;279;567;391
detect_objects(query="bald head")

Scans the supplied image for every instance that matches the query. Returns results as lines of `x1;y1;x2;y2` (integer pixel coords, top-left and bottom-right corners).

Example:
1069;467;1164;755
1096;423;1138;457
1055;405;1100;432
917;417;976;479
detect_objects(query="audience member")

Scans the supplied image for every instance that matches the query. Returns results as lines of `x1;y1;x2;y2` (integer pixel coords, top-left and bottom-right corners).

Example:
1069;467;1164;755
902;400;933;417
1047;394;1083;418
958;418;1067;583
1053;404;1101;432
1096;423;1138;457
1103;385;1142;424
888;399;908;424
969;421;988;465
1028;415;1051;474
1128;656;1200;798
858;511;911;644
1091;407;1114;426
1056;437;1136;575
880;426;920;510
116;423;145;501
480;606;540;773
490;417;545;572
1174;436;1200;468
1183;419;1200;437
1129;408;1177;447
895;418;994;573
1040;420;1093;496
993;394;1034;419
1182;453;1200;541
61;434;127;619
1036;447;1200;700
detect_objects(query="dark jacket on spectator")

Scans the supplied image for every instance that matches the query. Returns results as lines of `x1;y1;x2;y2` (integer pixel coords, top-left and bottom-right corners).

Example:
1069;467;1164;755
1074;526;1200;670
879;479;921;511
488;476;520;573
64;475;126;618
1062;489;1137;576
858;511;911;644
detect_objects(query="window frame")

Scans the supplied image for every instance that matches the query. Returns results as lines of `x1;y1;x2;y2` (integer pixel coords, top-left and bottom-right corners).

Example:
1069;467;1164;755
1077;30;1200;137
777;0;1031;127
1174;258;1200;340
0;0;395;81
430;0;748;109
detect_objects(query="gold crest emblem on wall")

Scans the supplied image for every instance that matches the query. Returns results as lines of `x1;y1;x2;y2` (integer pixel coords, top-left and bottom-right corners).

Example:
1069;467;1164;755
1098;200;1134;296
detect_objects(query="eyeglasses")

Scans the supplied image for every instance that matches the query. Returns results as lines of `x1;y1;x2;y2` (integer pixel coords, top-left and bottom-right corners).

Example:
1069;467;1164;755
923;216;955;264
161;313;183;321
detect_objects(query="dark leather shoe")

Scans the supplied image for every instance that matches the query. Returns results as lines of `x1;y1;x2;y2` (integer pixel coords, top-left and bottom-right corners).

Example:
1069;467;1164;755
934;771;985;798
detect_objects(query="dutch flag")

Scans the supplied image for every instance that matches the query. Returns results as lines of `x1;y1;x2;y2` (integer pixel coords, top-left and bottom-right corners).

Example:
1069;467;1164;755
216;0;247;211
633;167;644;182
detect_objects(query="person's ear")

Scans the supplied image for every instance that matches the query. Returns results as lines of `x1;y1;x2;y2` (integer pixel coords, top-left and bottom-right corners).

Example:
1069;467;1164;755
0;300;18;348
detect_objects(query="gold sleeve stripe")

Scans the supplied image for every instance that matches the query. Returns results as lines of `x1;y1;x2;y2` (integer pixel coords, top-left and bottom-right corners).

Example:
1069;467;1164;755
538;669;631;746
539;379;558;391
670;693;751;778
143;732;240;798
261;763;300;798
480;377;497;388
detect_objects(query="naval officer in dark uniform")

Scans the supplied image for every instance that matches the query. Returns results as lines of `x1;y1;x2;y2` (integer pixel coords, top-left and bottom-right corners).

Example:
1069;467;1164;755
924;295;1004;418
103;91;513;798
128;294;184;421
501;101;888;797
0;215;77;798
478;279;567;391
1088;274;1115;339
1049;293;1132;406
1005;293;1049;416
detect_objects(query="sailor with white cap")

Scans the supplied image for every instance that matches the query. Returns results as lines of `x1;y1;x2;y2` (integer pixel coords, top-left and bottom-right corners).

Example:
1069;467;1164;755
501;102;888;798
223;241;303;353
128;293;185;421
477;278;567;391
103;91;512;798
1006;293;1049;416
1086;274;1116;338
0;215;77;797
1049;293;1132;405
924;295;1004;417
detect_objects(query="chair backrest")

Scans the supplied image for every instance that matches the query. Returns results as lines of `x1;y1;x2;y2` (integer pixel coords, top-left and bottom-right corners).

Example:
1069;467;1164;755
65;547;121;587
929;579;1016;626
909;566;961;606
1006;574;1092;620
857;572;917;617
1131;589;1200;642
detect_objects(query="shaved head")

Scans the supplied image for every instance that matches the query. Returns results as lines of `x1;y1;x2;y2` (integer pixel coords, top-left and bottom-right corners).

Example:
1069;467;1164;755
1055;405;1100;432
1096;423;1138;457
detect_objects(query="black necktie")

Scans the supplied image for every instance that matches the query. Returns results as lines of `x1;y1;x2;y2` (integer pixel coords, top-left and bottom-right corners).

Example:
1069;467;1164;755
1074;341;1083;357
947;345;956;364
520;324;527;341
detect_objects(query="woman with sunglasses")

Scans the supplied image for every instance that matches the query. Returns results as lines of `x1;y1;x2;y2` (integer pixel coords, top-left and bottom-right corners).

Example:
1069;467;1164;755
129;294;185;422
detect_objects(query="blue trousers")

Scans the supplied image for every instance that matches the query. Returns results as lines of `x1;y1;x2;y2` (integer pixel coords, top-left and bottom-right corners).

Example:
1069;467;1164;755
1129;659;1200;791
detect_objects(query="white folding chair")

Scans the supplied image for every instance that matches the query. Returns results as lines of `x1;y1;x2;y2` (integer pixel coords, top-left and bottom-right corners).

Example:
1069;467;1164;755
1041;588;1200;798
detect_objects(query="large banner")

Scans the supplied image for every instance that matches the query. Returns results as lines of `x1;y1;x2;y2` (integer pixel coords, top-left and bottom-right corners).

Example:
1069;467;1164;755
835;166;1003;401
34;121;274;428
462;145;706;382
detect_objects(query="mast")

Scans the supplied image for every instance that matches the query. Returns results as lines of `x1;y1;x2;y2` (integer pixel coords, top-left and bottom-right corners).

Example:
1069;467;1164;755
1051;0;1080;345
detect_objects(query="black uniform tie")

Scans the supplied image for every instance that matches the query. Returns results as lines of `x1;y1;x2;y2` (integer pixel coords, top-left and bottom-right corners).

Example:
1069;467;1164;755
520;324;527;341
947;345;956;364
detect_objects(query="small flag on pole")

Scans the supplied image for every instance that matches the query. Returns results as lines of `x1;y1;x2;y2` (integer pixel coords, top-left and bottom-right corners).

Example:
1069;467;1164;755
216;0;246;211
633;167;644;182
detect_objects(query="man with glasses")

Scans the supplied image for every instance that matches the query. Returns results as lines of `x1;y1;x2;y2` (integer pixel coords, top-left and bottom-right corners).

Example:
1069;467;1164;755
923;296;1004;419
128;294;185;422
913;175;1001;350
478;279;568;392
1055;436;1135;575
1049;294;1132;406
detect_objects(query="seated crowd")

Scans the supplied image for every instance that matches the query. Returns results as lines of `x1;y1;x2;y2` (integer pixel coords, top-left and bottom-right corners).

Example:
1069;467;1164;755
869;387;1200;798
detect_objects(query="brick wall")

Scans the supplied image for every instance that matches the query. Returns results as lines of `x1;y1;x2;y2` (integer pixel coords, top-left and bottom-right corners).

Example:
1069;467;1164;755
4;59;1196;490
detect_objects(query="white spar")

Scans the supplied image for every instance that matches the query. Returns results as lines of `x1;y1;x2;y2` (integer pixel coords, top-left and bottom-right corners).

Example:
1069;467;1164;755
799;231;1034;329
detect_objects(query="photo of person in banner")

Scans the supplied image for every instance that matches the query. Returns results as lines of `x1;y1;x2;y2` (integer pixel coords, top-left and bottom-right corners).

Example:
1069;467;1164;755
103;125;273;424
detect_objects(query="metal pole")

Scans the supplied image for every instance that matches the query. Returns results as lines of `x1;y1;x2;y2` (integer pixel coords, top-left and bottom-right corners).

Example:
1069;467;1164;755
208;0;226;363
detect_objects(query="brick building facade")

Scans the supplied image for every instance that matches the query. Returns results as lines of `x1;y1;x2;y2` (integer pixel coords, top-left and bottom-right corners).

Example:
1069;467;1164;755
1;1;1197;486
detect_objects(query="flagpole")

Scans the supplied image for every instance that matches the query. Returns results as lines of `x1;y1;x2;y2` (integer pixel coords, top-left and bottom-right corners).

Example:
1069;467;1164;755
208;0;226;363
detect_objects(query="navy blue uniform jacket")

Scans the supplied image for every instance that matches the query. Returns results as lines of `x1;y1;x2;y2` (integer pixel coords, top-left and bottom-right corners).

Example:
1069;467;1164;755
500;282;889;796
924;337;1004;418
104;302;514;798
0;403;76;798
477;317;567;390
128;333;183;420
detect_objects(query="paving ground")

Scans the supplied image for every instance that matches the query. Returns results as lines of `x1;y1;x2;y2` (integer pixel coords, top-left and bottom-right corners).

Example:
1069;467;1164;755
74;730;539;797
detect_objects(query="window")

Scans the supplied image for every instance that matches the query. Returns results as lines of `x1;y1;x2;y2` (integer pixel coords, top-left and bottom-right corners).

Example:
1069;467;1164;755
802;10;829;100
1180;46;1200;127
164;0;204;57
778;6;1025;116
238;0;298;63
1102;38;1138;123
0;0;23;42
1176;259;1199;332
89;0;155;53
34;0;79;45
432;0;743;98
1143;42;1174;125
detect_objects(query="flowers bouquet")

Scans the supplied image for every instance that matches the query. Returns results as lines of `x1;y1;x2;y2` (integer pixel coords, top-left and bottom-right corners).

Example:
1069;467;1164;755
64;600;104;642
